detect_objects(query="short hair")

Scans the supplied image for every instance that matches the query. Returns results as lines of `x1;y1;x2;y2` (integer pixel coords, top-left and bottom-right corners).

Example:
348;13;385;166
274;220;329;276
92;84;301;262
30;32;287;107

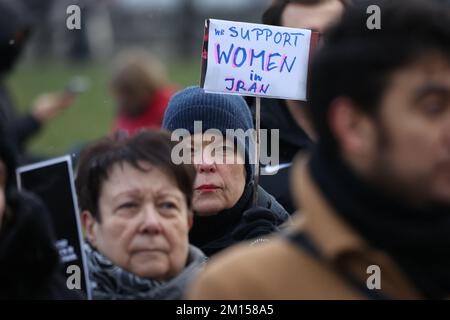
308;0;450;154
75;130;196;221
262;0;351;26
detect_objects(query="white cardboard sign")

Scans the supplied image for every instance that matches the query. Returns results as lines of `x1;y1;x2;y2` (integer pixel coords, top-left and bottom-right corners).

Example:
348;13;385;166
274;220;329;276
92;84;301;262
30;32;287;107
201;19;314;101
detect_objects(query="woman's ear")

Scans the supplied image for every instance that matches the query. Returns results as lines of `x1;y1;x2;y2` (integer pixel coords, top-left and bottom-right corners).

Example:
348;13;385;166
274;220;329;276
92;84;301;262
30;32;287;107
81;210;98;248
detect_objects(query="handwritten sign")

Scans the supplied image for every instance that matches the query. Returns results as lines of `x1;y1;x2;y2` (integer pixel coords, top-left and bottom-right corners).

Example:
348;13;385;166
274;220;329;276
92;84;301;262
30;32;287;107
200;19;316;101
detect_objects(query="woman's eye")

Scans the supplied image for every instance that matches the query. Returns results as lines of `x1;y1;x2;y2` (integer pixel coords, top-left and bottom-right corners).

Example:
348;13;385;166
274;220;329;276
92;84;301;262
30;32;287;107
160;202;177;210
118;202;137;210
115;202;139;217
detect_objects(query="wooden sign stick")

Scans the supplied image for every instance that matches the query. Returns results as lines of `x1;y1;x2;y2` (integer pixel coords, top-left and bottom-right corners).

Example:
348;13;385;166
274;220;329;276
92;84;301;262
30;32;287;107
253;96;261;205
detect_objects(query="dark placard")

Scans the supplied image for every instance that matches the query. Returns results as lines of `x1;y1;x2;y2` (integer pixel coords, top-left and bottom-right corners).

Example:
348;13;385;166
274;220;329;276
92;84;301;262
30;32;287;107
16;155;91;299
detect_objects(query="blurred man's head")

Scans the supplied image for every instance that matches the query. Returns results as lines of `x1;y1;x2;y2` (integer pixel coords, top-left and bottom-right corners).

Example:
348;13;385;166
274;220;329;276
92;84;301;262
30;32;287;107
309;0;450;207
263;0;348;33
0;0;31;76
262;0;349;139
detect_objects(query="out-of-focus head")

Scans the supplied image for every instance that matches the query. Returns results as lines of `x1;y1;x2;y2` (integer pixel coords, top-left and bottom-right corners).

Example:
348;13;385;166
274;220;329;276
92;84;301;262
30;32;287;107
309;0;450;207
162;86;254;216
76;130;196;281
262;0;348;33
111;50;168;117
0;0;32;75
262;0;348;127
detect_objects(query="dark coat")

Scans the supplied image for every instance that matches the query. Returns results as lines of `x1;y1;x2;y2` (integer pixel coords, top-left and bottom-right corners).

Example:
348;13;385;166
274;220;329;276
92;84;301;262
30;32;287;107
248;98;313;214
0;0;40;155
189;182;290;257
0;191;83;299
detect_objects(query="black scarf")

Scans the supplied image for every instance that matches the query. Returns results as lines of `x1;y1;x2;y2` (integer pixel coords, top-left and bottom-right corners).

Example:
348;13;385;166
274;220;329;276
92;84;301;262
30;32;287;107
309;147;450;299
189;181;253;256
257;98;313;163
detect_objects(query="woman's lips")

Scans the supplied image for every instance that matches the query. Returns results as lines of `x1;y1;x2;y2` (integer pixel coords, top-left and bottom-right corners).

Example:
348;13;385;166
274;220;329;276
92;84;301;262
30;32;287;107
133;248;166;255
196;184;220;192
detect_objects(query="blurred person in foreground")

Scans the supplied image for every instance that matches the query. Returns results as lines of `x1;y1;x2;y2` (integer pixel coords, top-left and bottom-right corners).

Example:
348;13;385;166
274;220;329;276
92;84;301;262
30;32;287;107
111;50;176;136
188;0;450;299
76;130;206;299
251;0;350;214
0;0;76;163
163;87;290;257
0;124;82;299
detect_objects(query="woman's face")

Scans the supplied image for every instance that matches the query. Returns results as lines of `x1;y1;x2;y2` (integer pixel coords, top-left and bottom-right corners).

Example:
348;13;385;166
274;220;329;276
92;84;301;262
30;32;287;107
188;133;246;216
82;161;192;281
0;160;6;231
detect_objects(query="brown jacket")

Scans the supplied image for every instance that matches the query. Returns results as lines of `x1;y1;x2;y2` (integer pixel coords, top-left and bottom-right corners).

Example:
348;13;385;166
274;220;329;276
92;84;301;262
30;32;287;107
187;157;423;300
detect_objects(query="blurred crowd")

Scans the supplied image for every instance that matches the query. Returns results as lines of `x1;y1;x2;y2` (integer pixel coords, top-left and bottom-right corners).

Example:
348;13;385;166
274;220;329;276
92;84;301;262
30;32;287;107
1;0;450;300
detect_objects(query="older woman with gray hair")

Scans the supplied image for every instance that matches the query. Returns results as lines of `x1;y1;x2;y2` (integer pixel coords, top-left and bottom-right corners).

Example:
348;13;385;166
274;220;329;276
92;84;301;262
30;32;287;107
76;130;206;299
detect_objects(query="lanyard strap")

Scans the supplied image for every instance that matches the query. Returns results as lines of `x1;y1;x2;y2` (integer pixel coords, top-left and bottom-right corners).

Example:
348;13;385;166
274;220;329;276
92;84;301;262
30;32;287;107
283;231;388;300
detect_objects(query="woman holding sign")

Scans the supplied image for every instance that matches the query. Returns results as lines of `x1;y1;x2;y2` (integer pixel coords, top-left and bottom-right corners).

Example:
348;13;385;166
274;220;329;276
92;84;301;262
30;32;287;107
76;130;206;299
162;86;290;257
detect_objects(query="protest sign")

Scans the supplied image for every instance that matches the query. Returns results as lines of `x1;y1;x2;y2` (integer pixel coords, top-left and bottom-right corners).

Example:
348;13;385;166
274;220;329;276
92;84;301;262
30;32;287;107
201;19;318;100
200;18;318;204
16;155;91;299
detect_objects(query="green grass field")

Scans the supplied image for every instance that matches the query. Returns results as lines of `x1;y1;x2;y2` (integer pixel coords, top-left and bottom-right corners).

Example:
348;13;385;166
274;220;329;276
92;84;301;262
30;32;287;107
6;60;201;156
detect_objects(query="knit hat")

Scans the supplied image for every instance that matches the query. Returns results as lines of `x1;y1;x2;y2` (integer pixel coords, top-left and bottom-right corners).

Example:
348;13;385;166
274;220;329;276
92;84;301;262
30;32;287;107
162;86;255;183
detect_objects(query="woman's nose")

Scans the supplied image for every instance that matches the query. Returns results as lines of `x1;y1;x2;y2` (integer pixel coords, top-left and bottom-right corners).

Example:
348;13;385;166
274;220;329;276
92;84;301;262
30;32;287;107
197;162;216;173
139;206;162;234
196;149;217;173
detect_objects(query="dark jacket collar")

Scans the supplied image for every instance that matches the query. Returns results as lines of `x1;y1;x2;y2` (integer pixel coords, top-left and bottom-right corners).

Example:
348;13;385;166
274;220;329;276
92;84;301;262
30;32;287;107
189;181;289;256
